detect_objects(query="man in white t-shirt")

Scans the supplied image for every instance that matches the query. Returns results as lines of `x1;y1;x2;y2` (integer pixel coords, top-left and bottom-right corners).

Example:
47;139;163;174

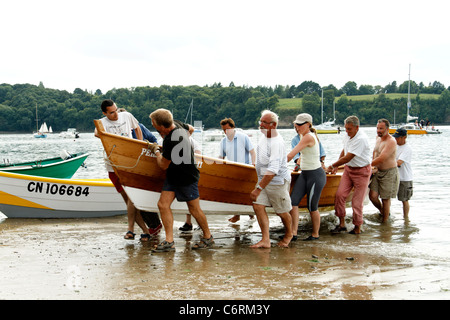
393;128;413;219
326;116;372;235
95;99;152;241
250;110;292;248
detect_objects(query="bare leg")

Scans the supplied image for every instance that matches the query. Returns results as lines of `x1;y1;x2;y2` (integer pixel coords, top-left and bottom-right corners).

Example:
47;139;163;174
402;201;410;219
289;206;299;237
187;198;211;239
250;204;271;248
157;191;176;243
381;198;391;222
310;210;320;238
369;190;383;213
277;212;292;247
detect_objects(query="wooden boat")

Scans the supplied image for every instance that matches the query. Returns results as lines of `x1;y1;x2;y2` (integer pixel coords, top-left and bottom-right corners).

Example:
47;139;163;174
0;171;126;218
0;152;89;179
94;120;342;215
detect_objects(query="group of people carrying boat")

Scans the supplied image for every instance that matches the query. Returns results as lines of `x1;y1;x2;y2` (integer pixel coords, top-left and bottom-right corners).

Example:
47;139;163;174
96;99;413;252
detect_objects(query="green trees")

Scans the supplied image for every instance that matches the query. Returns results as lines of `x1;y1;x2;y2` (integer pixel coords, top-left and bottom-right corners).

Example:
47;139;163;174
0;81;448;133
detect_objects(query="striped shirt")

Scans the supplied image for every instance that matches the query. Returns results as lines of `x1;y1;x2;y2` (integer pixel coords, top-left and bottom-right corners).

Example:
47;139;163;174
219;131;254;164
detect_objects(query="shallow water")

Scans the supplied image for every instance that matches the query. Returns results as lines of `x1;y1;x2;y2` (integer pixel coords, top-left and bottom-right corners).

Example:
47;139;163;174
1;127;449;300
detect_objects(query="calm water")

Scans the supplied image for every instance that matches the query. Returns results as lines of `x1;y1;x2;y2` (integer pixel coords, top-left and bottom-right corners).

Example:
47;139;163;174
1;127;450;252
1;126;449;299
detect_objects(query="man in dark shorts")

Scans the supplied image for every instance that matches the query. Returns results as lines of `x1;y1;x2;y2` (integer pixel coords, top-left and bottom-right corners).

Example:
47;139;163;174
149;108;213;252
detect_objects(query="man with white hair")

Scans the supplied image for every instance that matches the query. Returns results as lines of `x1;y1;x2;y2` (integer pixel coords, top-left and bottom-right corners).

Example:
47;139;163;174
250;110;292;248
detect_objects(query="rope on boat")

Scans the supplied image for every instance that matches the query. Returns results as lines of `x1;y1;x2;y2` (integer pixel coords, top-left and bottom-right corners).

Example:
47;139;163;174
103;141;153;170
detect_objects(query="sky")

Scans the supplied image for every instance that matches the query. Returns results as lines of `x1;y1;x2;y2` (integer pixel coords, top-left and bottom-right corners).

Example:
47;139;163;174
2;0;450;94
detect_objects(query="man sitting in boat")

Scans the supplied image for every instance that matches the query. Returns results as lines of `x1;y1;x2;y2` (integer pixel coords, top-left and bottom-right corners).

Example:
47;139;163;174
95;99;155;241
250;110;293;248
149;108;214;252
219;117;256;224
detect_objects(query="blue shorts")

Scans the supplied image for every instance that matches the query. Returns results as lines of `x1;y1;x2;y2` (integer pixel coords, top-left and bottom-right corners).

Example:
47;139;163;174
162;179;200;202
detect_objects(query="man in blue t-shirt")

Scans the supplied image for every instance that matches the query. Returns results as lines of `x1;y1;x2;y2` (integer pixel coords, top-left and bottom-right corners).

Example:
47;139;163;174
219;118;256;223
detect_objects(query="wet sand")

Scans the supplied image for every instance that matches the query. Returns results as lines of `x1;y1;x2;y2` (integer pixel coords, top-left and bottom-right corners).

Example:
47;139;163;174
1;213;449;300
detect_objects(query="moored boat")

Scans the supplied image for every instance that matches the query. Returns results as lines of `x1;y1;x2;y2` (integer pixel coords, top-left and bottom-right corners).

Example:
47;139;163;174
315;121;339;134
389;123;442;135
94;120;342;215
389;64;442;135
0;152;89;179
0;171;126;218
59;128;80;139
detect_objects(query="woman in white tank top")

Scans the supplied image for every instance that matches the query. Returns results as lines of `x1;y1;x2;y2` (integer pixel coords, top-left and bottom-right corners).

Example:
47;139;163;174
287;113;327;241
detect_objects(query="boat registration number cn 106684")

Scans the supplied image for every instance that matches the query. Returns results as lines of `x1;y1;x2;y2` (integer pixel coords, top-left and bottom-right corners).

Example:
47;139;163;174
27;182;90;197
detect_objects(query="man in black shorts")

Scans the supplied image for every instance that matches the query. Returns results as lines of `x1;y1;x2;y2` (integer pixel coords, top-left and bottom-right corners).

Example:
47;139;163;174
149;108;213;252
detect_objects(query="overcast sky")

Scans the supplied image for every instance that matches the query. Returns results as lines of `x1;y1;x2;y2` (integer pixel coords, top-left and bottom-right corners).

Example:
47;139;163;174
2;0;449;93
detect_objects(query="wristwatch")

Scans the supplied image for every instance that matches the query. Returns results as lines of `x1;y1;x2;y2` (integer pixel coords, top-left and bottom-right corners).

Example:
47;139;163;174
256;184;263;190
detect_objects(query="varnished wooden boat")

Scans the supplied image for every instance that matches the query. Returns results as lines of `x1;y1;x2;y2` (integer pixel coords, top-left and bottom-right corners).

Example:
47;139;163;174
94;120;342;215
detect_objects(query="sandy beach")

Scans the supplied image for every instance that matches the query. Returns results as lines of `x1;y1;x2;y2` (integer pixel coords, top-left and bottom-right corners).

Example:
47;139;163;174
1;213;449;300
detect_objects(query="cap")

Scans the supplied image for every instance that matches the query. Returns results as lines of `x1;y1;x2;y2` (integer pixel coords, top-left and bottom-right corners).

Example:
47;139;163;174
393;128;407;137
293;113;313;125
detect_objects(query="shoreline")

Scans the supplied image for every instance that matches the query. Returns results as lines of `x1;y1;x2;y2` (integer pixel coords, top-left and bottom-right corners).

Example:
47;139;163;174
1;214;449;300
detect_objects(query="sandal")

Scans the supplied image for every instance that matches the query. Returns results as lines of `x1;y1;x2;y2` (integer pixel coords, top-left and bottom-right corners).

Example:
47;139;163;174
124;231;136;240
303;235;319;241
140;233;151;242
331;226;347;234
192;236;214;250
152;240;175;252
179;223;193;232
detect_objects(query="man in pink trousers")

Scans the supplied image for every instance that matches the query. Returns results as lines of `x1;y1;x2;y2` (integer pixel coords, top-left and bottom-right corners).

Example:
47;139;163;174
326;116;372;234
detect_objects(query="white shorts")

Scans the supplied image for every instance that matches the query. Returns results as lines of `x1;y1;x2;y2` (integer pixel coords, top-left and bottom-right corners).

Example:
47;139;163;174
253;179;292;214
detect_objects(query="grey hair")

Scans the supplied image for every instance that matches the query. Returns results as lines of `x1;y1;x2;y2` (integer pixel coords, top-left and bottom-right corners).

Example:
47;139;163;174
261;110;278;124
344;115;360;127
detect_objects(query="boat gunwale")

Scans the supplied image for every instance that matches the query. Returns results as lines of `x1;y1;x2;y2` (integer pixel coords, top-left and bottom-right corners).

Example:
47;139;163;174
0;171;113;187
0;153;89;169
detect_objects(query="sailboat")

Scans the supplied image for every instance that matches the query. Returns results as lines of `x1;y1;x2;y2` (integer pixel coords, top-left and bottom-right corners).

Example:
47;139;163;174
389;64;442;135
33;104;47;138
315;90;339;134
39;122;53;134
185;99;203;142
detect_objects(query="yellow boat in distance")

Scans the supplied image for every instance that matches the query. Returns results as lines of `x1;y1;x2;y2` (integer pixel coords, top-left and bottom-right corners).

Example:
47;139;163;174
389;123;442;135
389;65;442;135
94;120;343;215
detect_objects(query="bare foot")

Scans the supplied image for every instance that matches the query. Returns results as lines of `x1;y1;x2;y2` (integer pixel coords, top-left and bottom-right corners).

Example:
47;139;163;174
349;225;361;234
250;240;271;248
228;215;240;223
277;235;292;248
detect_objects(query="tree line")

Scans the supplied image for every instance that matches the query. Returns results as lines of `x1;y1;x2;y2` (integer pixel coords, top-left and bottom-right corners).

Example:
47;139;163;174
0;80;448;133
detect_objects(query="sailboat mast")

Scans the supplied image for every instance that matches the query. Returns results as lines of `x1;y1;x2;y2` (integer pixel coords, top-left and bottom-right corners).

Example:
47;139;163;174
321;88;324;124
407;63;411;122
36;103;39;132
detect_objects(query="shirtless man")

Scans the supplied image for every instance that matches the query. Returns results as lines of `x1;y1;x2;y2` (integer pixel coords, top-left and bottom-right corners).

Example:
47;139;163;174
369;119;399;222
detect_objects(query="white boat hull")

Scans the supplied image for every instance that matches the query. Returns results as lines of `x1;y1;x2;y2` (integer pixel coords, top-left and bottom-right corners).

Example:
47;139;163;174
0;171;126;218
123;186;259;215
